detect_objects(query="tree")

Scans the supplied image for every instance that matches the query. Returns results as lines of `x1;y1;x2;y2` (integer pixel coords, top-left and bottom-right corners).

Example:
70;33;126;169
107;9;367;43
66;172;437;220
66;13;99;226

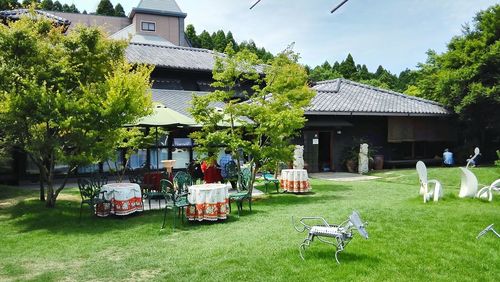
61;3;69;12
213;30;227;52
185;24;199;47
225;31;238;52
69;3;78;13
114;3;125;17
21;0;38;7
339;53;357;79
52;0;61;11
82;9;87;14
0;0;20;9
189;45;315;192
0;14;153;207
96;0;114;16
412;4;500;157
40;0;52;10
198;30;213;49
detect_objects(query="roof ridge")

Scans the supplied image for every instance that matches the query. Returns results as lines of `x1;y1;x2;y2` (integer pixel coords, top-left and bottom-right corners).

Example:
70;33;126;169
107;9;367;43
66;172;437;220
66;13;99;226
316;78;445;107
128;42;217;54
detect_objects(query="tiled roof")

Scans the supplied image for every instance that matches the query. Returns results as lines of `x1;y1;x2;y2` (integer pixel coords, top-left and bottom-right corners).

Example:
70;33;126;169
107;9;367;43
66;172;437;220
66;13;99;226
131;0;187;18
151;89;218;117
126;43;218;72
308;79;450;116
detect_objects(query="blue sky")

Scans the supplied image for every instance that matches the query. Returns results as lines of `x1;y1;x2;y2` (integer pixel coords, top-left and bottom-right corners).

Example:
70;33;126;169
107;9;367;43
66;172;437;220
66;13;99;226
59;0;498;74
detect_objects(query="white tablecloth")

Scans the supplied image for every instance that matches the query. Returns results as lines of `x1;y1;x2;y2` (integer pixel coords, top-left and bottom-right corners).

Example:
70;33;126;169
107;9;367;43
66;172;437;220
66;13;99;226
187;184;229;221
280;169;311;193
98;183;143;216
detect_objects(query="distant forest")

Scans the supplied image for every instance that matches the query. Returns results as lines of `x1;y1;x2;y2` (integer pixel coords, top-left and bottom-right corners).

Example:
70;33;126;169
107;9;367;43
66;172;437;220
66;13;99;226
185;23;414;93
185;24;274;63
0;0;126;16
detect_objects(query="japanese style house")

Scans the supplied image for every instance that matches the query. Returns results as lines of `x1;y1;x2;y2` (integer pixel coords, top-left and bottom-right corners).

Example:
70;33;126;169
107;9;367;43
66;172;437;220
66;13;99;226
0;0;455;183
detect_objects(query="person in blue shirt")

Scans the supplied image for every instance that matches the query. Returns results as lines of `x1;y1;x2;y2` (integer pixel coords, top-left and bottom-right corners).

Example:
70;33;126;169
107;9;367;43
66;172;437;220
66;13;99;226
443;148;454;166
219;149;237;189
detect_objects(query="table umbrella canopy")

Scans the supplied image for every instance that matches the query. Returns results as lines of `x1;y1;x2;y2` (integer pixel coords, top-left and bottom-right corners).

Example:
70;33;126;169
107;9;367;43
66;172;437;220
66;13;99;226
132;104;197;127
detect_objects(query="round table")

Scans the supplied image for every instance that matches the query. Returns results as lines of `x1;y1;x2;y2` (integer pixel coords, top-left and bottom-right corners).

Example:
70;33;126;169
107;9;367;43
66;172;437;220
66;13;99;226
186;183;229;221
280;169;311;193
97;183;144;216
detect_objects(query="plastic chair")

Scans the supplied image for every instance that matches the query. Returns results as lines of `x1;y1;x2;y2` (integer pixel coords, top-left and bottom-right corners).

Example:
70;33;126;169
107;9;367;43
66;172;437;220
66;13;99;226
459;148;481;198
476;179;500;202
416;161;443;203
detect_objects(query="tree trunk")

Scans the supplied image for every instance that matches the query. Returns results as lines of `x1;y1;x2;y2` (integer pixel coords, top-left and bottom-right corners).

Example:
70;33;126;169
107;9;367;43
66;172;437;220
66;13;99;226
39;175;45;202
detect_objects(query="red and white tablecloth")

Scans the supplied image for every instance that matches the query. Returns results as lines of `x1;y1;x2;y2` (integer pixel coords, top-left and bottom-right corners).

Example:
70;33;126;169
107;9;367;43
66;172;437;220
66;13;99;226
97;183;144;216
186;184;229;221
280;169;311;193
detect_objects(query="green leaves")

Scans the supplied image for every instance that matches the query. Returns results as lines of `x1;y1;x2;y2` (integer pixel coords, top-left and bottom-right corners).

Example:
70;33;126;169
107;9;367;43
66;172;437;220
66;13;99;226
0;14;153;204
189;47;315;179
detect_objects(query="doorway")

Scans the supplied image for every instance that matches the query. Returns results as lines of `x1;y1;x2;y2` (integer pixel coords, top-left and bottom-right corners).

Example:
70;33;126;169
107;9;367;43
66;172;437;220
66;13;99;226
318;132;332;171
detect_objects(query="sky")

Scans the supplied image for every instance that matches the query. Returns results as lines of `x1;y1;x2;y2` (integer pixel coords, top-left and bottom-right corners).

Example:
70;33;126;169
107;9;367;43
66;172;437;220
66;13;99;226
57;0;498;74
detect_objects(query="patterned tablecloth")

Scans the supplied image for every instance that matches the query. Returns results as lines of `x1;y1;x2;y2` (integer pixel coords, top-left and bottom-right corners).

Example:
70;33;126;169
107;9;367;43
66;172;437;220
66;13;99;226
280;169;311;193
97;183;144;216
186;184;229;221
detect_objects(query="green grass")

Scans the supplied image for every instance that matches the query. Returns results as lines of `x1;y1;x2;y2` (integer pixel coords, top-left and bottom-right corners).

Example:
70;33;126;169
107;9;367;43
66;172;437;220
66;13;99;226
1;167;499;281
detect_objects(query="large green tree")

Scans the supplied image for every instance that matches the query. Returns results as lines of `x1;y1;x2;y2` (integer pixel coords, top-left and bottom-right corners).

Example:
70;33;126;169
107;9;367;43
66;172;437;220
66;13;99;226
190;45;315;191
0;14;153;207
114;3;125;17
96;0;114;16
0;0;20;9
411;5;500;155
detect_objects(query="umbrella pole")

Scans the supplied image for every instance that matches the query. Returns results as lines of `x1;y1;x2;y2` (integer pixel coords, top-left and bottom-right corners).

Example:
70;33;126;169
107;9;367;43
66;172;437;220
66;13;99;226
156;127;160;173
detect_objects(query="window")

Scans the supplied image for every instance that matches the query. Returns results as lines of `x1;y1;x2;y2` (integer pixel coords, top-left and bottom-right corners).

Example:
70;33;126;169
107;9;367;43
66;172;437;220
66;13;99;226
141;21;156;32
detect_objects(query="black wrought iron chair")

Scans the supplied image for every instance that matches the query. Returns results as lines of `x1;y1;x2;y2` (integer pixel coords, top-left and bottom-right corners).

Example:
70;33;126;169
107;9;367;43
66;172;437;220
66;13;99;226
77;178;110;220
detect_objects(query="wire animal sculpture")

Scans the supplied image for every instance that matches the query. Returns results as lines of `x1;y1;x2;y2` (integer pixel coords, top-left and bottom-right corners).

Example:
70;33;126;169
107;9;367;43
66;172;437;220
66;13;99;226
293;211;368;264
477;224;500;239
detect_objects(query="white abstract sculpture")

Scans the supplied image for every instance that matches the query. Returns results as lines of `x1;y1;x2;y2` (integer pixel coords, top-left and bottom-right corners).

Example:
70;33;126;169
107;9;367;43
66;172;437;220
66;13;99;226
459;147;480;198
476;179;500;202
293;145;304;170
358;143;369;174
416;161;443;203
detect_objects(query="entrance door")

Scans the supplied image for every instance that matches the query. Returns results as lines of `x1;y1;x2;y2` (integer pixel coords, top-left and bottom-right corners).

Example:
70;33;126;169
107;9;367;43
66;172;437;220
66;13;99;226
318;132;333;171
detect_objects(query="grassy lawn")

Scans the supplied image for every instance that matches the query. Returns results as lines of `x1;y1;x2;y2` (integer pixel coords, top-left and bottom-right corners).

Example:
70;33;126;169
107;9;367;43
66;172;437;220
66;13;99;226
1;167;499;281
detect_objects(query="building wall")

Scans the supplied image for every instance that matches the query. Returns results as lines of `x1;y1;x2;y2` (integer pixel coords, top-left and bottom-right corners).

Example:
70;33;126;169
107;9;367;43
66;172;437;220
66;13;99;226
301;115;456;172
50;12;131;35
133;13;181;45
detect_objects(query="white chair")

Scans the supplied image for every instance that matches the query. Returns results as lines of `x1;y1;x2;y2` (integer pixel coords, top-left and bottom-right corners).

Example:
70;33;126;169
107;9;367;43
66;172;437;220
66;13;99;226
476;179;500;202
416;161;443;203
459;147;480;198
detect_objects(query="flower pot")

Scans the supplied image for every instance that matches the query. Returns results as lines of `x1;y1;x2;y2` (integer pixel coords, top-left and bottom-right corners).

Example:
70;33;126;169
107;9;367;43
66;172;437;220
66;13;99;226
346;159;357;173
374;155;384;170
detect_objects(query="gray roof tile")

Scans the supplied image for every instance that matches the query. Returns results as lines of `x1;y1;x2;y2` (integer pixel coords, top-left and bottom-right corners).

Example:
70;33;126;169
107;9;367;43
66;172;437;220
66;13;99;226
309;79;450;116
151;89;224;117
126;43;217;72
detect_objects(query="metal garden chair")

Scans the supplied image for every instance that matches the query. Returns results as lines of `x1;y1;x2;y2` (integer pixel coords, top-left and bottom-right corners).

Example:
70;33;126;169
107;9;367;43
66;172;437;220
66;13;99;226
229;167;252;217
262;172;280;193
77;178;111;220
161;179;190;230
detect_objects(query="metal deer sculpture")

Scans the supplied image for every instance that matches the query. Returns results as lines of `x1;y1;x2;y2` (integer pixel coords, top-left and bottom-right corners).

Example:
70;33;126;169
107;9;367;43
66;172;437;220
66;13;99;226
293;211;368;264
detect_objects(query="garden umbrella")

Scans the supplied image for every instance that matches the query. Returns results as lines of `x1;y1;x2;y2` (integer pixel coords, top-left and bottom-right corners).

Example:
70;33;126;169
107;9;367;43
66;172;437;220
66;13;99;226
131;105;197;172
